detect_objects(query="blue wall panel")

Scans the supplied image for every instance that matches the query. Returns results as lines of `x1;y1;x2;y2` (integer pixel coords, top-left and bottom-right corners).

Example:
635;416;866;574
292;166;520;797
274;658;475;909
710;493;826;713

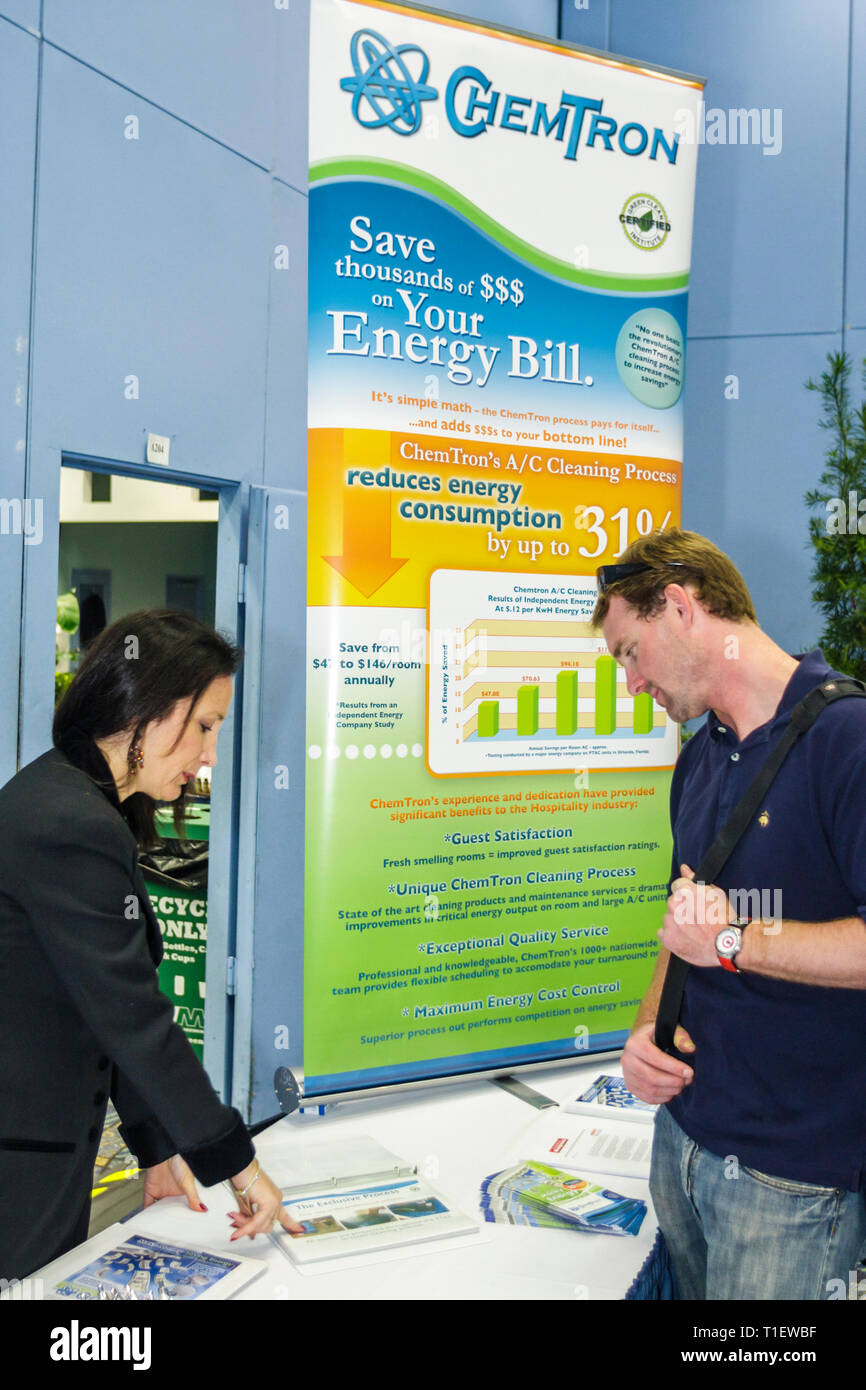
682;331;842;655
846;326;866;364
20;47;272;761
610;0;848;338
440;0;559;36
265;181;308;493
847;0;866;328
272;0;309;192
0;20;38;784
559;0;609;53
30;47;271;481
0;0;39;32
842;328;866;416
42;0;277;167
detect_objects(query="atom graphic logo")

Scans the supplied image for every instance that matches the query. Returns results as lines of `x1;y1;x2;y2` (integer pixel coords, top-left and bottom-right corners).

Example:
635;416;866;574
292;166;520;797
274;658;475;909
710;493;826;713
340;28;438;136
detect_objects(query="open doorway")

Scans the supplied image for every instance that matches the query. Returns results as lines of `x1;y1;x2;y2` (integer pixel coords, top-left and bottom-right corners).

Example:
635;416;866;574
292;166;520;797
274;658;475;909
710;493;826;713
57;467;218;686
57;463;221;1231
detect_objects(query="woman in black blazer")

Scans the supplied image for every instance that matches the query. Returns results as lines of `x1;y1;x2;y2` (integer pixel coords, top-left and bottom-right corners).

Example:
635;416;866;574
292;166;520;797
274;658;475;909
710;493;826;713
0;609;297;1281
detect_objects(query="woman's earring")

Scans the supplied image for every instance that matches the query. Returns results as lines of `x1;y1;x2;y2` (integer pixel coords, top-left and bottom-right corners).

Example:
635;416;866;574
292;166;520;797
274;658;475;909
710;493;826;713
128;743;144;772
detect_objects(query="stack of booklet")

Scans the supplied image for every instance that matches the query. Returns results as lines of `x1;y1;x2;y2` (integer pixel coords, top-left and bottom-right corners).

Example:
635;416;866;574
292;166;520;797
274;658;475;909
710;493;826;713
481;1160;646;1236
480;1072;654;1234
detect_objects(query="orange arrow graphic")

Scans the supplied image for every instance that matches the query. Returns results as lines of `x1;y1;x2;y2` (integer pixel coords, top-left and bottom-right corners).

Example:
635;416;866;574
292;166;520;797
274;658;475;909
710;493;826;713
324;485;409;599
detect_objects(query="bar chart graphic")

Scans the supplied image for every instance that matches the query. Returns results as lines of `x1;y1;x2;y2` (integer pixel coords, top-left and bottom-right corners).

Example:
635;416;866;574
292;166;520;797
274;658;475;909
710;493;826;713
427;570;679;774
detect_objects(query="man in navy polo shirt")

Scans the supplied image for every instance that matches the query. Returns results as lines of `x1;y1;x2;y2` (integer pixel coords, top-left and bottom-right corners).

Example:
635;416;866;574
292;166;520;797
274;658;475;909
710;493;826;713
594;527;866;1300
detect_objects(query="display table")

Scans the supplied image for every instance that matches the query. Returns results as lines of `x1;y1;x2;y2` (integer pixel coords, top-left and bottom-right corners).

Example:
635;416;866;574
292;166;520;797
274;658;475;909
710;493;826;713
33;1058;662;1300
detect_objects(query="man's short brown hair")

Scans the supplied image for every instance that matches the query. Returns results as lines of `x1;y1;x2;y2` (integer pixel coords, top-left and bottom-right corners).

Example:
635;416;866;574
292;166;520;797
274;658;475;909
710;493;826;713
591;527;758;628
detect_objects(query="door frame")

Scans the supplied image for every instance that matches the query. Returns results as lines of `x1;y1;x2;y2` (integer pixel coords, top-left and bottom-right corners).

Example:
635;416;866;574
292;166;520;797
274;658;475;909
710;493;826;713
20;448;247;1103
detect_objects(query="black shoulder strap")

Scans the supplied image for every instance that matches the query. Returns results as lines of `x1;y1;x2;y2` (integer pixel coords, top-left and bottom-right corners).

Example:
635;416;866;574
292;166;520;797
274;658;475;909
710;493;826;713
654;678;866;1055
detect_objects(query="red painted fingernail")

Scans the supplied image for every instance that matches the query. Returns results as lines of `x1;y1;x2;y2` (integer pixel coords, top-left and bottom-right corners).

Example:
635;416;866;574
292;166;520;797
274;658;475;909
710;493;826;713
199;1204;207;1212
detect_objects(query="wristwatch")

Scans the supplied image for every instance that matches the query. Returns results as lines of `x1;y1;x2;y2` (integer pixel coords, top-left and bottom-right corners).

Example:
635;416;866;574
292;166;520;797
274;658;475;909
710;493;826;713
715;918;749;973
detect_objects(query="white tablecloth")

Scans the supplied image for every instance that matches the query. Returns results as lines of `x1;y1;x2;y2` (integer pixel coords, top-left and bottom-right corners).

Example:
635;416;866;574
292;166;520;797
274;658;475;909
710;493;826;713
35;1059;658;1300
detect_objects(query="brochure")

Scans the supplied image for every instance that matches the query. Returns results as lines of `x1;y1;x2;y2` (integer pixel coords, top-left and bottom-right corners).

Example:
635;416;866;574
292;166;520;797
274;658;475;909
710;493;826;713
268;1138;478;1265
49;1233;265;1301
493;1161;646;1236
272;1174;478;1265
562;1074;657;1124
522;1112;653;1181
480;1166;579;1230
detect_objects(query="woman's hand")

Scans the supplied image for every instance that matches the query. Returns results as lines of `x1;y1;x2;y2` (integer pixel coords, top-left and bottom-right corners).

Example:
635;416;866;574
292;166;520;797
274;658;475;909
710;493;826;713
228;1160;305;1241
143;1154;206;1212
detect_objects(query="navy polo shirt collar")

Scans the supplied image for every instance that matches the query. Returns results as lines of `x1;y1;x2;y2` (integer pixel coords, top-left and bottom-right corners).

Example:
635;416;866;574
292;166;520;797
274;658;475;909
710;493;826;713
706;648;831;750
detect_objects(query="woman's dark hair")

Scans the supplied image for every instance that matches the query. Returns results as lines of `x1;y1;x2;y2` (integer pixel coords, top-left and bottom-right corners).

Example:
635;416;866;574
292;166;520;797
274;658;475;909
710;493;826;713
53;609;242;846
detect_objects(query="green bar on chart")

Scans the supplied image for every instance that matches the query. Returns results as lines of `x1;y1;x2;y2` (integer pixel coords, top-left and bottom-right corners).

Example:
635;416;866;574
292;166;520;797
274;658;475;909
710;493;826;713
516;684;539;735
477;700;499;738
556;670;578;735
594;654;617;735
633;692;653;735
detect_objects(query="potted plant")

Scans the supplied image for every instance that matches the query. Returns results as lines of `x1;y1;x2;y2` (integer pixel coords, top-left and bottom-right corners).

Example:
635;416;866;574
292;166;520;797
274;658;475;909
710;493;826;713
804;351;866;681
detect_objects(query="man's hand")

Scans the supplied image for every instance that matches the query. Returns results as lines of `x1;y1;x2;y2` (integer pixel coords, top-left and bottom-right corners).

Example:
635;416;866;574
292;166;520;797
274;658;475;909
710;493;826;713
659;863;731;967
621;1020;696;1104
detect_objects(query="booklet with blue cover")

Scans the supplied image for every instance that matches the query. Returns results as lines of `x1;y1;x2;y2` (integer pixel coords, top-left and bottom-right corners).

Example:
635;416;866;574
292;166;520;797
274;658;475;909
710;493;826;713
562;1073;657;1123
48;1233;265;1301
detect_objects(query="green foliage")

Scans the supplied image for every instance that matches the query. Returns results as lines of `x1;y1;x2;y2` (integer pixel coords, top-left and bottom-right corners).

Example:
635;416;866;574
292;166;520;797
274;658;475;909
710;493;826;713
55;591;81;706
804;352;866;681
56;590;80;633
54;670;75;702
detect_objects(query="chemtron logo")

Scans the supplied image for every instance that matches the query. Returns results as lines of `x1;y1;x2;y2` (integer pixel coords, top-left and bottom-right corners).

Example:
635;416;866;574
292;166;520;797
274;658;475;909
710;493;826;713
339;28;680;166
340;28;438;136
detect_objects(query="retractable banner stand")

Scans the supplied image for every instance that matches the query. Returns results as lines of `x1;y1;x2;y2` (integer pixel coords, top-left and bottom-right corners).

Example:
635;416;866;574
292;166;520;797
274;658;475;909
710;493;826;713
305;0;703;1095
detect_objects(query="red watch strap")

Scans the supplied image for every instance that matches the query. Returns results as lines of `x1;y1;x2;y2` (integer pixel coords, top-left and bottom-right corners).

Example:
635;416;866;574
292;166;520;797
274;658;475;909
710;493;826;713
718;955;740;973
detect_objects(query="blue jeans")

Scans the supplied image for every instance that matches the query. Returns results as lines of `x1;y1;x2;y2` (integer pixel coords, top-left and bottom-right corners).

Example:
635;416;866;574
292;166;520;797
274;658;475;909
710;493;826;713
650;1105;866;1300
